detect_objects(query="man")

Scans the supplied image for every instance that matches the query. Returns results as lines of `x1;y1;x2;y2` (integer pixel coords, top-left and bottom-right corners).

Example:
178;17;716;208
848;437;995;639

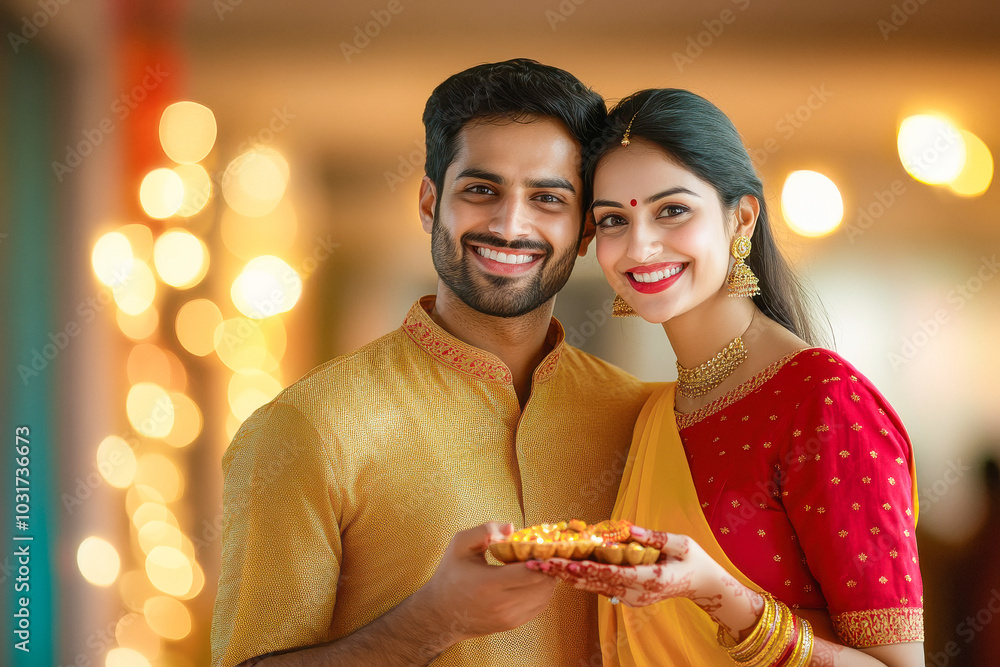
212;58;654;667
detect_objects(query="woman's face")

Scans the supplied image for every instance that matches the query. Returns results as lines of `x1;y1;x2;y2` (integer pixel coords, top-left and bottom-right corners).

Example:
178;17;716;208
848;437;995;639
592;139;739;324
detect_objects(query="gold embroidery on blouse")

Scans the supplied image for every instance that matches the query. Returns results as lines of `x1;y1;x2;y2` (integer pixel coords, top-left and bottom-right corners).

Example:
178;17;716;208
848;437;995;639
674;349;811;429
832;607;924;647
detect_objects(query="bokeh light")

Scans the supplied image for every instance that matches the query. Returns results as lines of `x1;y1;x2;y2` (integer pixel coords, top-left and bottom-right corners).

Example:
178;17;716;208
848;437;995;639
231;255;302;319
137;520;187;555
116;224;154;261
116;308;159;341
145;546;194;596
175;299;224;357
153;229;209;289
126;382;175;438
113;259;157;316
173;163;213;217
780;170;844;238
222;148;289;217
213;317;270;371
144;596;193;640
92;232;134;287
228;369;284;422
949;130;994;196
119;569;161;613
130;501;177;531
164;392;203;448
134;453;184;503
96;435;138;488
159;101;218;164
127;344;172;388
897;114;966;185
220;199;298;259
77;536;121;586
105;647;153;667
139;167;185;219
115;612;161;660
175;558;205;601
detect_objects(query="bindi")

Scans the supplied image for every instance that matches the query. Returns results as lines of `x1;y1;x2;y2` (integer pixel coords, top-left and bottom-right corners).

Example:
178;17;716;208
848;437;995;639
630;199;637;207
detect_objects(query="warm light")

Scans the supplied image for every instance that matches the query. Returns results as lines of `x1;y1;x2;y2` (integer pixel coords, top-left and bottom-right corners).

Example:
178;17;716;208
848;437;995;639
135;453;184;503
113;259;156;316
176;558;205;600
228;370;283;422
139;168;185;219
117;223;154;261
220;199;298;259
96;436;137;488
159;101;217;164
260;316;288;365
144;596;192;640
119;569;160;613
214;317;270;371
145;546;194;596
781;170;844;238
115;613;161;660
126;382;174;438
897;114;966;185
231;255;302;319
127;344;172;388
77;536;121;586
222;148;289;217
137;520;186;555
175;298;224;357
173;163;213;217
949;130;993;196
116;308;159;341
164;392;203;448
92;232;134;287
153;229;208;288
131;501;177;531
105;647;153;667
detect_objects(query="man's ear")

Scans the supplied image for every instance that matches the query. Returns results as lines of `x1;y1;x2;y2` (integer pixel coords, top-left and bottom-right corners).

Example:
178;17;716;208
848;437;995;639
578;211;597;257
734;194;760;238
418;176;437;234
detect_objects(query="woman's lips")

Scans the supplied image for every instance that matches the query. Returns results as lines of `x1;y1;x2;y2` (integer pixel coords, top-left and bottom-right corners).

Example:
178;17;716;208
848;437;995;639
625;263;686;294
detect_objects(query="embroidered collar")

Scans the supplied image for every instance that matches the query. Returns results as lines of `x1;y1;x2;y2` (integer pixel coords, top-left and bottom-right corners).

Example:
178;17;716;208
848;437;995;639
401;295;565;385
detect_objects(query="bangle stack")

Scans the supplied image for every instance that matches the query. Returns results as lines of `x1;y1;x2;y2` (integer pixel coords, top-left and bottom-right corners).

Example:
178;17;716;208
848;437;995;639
717;592;814;667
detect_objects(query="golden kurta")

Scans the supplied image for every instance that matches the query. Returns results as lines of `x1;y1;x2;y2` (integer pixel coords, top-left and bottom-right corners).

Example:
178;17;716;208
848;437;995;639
211;296;655;667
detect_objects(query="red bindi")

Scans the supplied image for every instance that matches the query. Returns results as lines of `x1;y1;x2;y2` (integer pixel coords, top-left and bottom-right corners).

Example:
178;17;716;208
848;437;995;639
630;199;637;207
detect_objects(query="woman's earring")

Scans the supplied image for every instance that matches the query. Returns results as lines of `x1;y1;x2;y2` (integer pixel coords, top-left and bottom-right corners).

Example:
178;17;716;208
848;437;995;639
727;236;761;298
612;294;638;317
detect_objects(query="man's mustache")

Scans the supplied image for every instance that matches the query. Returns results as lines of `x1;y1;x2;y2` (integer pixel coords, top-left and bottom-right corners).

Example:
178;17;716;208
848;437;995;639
461;232;551;253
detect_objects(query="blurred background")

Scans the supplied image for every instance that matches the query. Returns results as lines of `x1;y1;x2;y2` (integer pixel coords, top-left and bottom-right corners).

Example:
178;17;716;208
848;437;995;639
1;0;997;665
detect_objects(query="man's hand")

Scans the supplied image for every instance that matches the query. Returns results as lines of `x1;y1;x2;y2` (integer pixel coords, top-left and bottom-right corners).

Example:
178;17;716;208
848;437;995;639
414;521;559;643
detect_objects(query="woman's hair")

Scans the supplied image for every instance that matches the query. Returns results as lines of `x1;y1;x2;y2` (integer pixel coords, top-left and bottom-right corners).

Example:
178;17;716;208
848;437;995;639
588;88;828;346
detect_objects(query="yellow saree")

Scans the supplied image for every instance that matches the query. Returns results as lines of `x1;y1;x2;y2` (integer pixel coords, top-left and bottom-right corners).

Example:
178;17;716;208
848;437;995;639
599;382;765;666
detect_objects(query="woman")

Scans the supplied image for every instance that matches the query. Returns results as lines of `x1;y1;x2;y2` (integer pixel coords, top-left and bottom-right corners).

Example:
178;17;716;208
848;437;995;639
527;89;924;665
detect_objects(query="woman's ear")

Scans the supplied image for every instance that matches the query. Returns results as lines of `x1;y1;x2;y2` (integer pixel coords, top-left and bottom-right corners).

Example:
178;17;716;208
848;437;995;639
734;194;760;238
418;176;437;234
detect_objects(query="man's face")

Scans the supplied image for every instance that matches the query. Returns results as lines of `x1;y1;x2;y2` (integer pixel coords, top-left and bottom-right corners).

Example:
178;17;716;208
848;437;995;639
421;116;586;318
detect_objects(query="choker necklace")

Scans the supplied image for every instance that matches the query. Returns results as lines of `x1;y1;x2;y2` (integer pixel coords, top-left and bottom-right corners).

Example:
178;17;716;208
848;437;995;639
676;313;754;399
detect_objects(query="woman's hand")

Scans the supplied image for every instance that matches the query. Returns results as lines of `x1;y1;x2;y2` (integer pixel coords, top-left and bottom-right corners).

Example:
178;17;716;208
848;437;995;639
526;525;763;639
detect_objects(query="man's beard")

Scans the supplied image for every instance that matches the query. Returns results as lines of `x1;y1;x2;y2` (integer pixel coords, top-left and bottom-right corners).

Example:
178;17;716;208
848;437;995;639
430;217;578;318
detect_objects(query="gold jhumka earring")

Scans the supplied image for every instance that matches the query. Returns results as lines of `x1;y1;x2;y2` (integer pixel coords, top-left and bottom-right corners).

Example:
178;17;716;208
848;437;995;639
612;294;638;317
727;236;761;298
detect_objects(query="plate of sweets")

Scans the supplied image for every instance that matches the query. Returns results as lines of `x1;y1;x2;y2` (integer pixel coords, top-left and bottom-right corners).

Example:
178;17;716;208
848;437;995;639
489;519;659;566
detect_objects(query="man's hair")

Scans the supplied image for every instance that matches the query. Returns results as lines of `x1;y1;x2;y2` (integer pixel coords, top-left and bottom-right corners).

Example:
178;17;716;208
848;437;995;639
422;58;606;206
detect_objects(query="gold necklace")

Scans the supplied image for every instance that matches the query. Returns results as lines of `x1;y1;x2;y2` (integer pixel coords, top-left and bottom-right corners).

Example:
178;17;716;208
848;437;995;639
675;313;754;399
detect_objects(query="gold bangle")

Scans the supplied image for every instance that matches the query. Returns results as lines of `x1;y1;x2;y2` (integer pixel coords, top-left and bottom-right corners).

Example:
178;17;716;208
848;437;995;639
754;603;795;667
732;602;789;667
787;617;814;667
719;591;775;657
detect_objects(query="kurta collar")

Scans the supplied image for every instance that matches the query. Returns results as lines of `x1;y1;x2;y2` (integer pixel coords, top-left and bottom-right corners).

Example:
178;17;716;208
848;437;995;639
401;295;565;385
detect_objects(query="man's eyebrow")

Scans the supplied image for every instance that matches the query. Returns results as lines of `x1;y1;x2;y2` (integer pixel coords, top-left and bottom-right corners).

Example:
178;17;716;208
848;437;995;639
527;177;576;194
456;168;505;184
